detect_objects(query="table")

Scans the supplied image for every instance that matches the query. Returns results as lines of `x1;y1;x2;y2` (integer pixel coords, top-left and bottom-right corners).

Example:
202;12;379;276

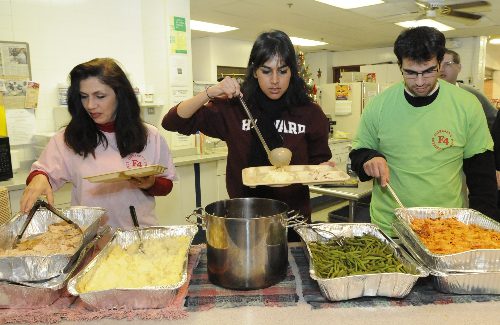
309;179;373;222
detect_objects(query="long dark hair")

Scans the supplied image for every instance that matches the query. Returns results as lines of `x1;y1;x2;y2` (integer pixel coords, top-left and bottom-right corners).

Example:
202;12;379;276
394;26;446;66
241;30;311;109
65;58;147;158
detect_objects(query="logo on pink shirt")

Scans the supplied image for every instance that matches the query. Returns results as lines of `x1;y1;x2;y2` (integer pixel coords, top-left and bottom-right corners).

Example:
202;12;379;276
125;153;148;169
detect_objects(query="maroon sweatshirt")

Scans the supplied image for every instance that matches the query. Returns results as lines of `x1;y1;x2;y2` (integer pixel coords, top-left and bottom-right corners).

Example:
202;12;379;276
162;98;332;220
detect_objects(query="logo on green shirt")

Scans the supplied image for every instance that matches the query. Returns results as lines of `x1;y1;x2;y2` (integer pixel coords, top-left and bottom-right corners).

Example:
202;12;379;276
432;129;454;150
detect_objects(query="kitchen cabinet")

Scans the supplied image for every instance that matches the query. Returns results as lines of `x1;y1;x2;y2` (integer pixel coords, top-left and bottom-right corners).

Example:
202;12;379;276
216;159;229;201
155;164;195;226
156;157;228;226
200;161;218;208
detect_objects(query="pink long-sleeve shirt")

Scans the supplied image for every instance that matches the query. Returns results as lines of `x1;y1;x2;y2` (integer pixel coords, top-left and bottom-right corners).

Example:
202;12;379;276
29;123;177;229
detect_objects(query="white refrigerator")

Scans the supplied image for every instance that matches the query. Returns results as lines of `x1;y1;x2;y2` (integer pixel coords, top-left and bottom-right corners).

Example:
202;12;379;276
320;82;391;138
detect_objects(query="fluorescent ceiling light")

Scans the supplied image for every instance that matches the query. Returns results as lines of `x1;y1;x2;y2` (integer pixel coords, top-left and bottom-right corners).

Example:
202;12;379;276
395;19;454;32
290;37;328;47
315;0;384;9
190;20;238;33
489;37;500;45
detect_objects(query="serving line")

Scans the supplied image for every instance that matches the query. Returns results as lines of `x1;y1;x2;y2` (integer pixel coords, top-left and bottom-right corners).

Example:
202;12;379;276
309;179;373;222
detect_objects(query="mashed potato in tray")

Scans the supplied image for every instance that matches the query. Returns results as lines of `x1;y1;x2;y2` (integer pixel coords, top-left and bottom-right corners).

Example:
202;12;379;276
77;235;191;292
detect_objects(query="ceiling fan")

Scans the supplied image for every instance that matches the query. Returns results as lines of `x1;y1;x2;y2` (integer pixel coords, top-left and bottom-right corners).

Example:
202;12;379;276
413;0;491;21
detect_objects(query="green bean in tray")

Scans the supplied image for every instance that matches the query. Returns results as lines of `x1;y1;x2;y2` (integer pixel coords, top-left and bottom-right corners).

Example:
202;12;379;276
309;234;415;278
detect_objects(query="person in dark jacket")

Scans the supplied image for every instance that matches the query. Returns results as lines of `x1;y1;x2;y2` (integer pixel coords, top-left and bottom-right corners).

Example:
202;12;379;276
491;113;500;208
440;49;497;131
162;30;333;241
349;26;499;236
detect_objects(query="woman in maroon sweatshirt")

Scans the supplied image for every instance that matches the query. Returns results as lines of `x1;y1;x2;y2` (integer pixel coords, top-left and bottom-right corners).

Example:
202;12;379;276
162;30;332;241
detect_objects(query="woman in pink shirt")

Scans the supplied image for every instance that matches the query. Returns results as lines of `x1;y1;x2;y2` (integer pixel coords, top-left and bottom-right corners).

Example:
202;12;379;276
21;58;176;229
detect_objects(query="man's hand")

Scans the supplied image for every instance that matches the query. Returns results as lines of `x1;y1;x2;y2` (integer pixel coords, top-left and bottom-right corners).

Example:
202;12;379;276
363;157;390;186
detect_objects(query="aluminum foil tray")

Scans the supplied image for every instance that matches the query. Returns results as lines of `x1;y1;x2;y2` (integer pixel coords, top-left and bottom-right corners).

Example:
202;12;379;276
0;226;109;309
67;225;198;310
394;220;500;295
393;208;500;272
431;271;500;295
0;206;106;282
295;223;428;301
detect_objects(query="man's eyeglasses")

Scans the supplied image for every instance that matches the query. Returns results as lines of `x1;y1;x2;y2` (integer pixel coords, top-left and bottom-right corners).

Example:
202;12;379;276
441;61;457;67
401;67;439;79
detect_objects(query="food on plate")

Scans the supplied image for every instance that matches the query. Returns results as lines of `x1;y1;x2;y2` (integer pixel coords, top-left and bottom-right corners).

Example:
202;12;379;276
410;217;500;254
258;166;347;184
77;235;191;292
0;221;82;257
261;168;295;183
309;234;415;278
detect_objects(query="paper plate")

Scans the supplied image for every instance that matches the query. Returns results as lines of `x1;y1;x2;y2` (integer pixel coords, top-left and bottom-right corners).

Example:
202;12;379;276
84;165;166;183
242;165;350;187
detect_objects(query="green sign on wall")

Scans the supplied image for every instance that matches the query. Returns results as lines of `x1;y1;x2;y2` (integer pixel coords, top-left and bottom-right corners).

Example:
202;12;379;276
170;16;187;54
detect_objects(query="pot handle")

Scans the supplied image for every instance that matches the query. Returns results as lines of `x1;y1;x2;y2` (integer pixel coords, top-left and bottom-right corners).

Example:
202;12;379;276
285;210;307;228
185;207;206;228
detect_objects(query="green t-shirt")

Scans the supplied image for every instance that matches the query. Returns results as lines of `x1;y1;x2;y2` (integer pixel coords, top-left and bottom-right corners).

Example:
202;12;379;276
352;79;493;236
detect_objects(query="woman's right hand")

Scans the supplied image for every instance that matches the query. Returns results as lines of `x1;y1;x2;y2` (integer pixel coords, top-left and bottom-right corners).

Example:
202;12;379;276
20;174;54;213
207;76;241;99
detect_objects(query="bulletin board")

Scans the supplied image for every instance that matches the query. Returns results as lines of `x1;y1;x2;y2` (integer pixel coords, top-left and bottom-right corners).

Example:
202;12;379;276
0;41;32;109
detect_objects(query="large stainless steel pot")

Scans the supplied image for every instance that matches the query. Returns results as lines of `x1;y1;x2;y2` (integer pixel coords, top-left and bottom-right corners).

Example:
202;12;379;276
187;198;302;290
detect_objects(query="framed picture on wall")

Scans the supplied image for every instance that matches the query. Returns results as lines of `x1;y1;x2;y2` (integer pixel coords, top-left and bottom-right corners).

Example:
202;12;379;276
0;41;31;109
0;41;31;78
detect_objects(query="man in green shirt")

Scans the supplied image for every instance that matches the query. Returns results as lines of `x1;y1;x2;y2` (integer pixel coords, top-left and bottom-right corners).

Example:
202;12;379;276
349;26;499;237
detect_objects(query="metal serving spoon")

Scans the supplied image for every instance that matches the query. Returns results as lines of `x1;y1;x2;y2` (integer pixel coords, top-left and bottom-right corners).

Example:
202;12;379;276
129;205;145;254
238;96;292;167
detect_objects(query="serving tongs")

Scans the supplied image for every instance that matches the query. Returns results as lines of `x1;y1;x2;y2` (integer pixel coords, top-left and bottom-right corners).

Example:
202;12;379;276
129;205;145;254
12;199;83;249
9;225;111;285
309;225;345;246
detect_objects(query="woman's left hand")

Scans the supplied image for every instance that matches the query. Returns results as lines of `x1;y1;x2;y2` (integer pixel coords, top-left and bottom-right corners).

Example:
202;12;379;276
320;161;336;168
130;176;155;190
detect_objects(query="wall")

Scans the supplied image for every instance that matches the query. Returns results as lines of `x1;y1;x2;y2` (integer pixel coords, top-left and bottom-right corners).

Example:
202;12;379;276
0;0;146;130
0;0;144;163
192;37;252;82
0;0;192;164
305;37;492;89
486;44;500;99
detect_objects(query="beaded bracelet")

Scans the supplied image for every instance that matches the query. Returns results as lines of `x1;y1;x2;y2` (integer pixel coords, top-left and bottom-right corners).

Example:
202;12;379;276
205;86;215;100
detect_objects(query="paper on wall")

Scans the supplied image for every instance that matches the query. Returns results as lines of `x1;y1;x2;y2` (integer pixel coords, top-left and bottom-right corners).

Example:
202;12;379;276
169;56;189;87
24;81;39;109
170;87;190;106
335;100;352;116
6;108;36;145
